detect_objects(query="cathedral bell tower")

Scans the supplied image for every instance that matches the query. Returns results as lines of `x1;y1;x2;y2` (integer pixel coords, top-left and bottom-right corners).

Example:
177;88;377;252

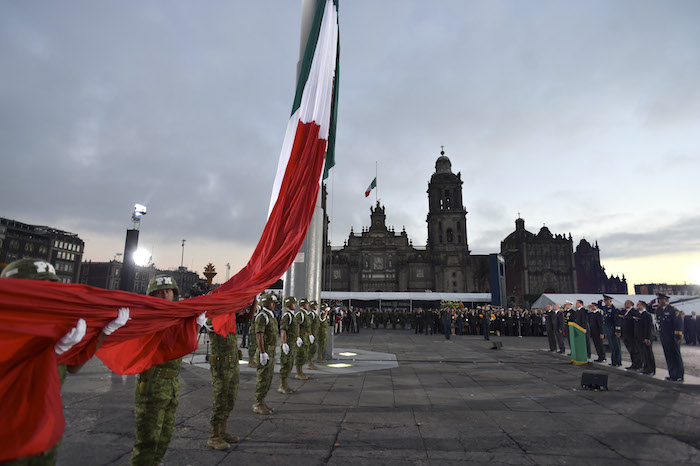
426;148;472;292
426;149;469;252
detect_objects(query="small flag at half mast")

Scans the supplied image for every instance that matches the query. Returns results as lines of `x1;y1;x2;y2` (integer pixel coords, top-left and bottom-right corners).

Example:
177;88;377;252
365;177;377;197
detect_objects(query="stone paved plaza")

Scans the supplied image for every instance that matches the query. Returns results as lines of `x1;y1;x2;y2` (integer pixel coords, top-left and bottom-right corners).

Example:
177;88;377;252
57;329;700;465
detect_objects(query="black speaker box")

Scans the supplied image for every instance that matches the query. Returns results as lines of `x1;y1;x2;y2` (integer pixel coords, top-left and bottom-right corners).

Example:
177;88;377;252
581;372;608;390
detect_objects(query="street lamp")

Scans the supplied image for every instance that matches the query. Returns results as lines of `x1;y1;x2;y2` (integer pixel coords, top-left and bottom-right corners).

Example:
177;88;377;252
121;203;148;293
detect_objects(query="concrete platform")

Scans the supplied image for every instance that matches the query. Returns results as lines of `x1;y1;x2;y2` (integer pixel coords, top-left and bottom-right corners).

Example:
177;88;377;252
55;330;700;465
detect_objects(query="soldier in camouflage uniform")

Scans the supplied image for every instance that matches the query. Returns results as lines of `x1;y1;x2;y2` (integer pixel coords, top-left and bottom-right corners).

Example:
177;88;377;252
131;274;205;466
2;259;128;466
307;300;320;370
206;299;255;450
316;303;330;363
294;298;311;380
278;296;302;394
253;293;278;415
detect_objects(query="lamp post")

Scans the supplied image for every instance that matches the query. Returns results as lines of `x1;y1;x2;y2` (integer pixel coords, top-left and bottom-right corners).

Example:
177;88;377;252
120;204;147;293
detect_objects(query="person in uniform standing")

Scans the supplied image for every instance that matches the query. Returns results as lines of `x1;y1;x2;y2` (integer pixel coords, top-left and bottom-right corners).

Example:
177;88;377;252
587;302;606;362
316;303;330;363
277;296;302;395
656;293;684;381
636;300;655;375
553;304;566;353
544;304;557;351
295;298;312;380
206;297;255;450
481;306;491;340
600;295;622;367
131;274;206;466
307;300;320;370
253;293;278;414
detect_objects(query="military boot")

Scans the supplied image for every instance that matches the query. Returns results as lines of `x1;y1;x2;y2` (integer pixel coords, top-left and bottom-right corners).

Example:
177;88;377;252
277;377;294;394
294;365;309;380
261;400;275;413
316;355;324;364
253;400;272;415
219;422;240;444
307;359;318;370
207;424;230;450
248;353;257;368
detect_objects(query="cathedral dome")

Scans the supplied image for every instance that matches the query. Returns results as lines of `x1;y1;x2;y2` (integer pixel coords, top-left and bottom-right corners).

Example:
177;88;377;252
435;150;452;174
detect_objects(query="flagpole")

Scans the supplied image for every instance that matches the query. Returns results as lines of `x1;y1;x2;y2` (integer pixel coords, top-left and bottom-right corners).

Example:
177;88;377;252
375;161;378;204
283;0;330;359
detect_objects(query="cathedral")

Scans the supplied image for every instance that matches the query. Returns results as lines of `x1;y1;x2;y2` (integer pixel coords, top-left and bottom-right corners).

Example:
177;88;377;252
324;150;627;306
324;151;490;293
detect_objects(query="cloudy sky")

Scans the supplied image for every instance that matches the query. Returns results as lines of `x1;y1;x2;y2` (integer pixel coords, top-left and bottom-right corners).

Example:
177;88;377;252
2;1;699;288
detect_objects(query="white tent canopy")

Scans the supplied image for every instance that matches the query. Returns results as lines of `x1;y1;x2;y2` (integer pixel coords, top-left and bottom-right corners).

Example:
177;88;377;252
671;296;700;314
530;293;687;309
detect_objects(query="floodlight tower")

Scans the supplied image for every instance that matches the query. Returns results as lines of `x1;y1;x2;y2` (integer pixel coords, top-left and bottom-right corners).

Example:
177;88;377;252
120;204;147;293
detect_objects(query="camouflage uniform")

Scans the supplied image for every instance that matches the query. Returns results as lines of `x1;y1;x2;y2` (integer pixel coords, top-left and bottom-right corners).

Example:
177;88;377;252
131;358;182;466
207;330;240;449
294;304;311;379
279;308;298;380
307;305;320;367
317;308;329;363
254;306;278;403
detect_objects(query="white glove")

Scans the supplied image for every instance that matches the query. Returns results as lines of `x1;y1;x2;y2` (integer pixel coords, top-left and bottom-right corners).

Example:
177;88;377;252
102;307;130;335
309;335;315;344
296;337;303;347
196;312;207;327
259;352;269;365
282;343;290;355
55;319;87;355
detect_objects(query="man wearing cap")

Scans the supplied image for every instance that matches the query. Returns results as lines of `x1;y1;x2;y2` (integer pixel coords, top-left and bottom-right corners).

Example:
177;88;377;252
132;274;206;466
636;301;655;375
295;298;312;380
278;296;301;395
587;302;606;362
1;259;130;465
307;300;320;370
600;294;622;367
253;293;279;414
656;293;684;381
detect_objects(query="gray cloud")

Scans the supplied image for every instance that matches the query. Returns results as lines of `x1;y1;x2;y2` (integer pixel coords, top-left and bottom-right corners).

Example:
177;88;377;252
2;1;699;278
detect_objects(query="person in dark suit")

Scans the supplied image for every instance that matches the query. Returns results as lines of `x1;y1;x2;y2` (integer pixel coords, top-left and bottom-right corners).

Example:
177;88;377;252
636;300;655;375
601;295;622;367
587;302;606;362
553;304;566;353
544;304;556;351
621;300;642;370
683;311;696;345
693;311;700;345
656;293;684;381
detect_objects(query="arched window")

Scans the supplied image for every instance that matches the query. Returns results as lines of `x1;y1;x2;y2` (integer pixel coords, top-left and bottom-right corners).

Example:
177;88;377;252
446;228;454;242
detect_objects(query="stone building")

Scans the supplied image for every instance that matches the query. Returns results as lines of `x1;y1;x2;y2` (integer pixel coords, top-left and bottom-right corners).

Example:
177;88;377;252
324;151;490;293
0;217;84;283
501;218;627;307
79;261;201;296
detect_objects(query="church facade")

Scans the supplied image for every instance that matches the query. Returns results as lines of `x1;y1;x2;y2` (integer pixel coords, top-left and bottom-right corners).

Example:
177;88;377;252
324;152;490;293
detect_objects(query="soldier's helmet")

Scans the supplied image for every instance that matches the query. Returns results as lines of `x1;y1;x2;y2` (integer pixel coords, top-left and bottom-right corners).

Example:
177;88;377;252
298;298;309;307
309;300;318;309
260;292;278;309
283;296;296;308
147;274;179;298
1;259;59;281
